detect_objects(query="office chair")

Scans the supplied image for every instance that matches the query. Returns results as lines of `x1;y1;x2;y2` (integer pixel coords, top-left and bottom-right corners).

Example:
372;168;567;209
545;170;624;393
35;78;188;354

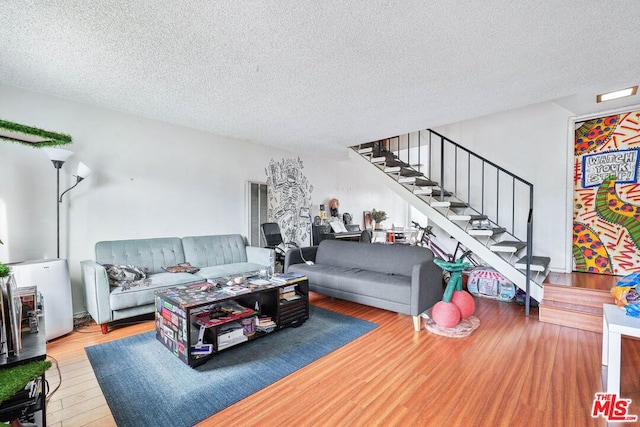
260;222;299;269
359;229;372;243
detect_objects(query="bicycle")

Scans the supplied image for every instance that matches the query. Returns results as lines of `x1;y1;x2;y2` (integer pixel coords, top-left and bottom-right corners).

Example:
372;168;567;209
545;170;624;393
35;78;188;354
410;221;478;267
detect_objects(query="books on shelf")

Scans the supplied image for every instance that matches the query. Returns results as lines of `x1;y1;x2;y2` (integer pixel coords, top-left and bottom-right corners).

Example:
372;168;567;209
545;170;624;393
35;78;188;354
195;300;256;328
256;316;276;333
270;272;306;284
221;285;250;296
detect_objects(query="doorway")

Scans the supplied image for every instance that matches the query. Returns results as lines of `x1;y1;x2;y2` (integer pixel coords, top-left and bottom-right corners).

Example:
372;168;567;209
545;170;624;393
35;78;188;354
247;182;268;247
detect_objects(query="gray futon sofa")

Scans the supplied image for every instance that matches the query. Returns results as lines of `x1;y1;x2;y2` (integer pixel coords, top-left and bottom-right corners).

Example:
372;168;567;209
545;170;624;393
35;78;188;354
81;234;273;333
284;239;442;331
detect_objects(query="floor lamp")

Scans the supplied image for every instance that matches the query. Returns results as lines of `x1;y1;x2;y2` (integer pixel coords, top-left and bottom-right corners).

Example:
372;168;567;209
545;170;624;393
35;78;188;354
43;148;92;258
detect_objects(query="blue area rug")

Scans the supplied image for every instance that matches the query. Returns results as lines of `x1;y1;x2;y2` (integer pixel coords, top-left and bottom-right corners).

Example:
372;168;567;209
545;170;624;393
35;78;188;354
85;306;377;427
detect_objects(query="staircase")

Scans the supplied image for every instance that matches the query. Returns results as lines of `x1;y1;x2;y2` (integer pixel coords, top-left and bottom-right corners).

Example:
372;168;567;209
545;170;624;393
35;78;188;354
349;130;550;312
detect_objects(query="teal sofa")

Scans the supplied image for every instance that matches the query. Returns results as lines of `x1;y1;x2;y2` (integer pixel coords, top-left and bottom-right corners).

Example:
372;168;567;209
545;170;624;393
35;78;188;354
81;234;273;333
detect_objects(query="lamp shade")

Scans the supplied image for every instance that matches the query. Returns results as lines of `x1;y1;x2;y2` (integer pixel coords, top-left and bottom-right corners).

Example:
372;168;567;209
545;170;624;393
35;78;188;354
76;162;92;179
43;147;74;163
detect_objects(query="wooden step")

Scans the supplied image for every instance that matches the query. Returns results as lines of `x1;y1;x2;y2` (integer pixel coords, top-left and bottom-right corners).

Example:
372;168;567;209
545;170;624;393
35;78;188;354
357;142;376;150
543;283;612;309
539;281;616;332
415;177;437;186
372;156;409;168
431;201;468;209
398;168;422;177
468;227;506;237
490;240;527;253
449;214;488;222
414;188;451;197
400;176;438;186
515;256;550;272
414;188;433;196
539;304;603;333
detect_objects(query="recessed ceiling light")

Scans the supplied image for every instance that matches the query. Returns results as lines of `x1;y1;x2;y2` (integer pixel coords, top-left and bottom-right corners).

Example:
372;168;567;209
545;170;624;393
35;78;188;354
596;85;638;103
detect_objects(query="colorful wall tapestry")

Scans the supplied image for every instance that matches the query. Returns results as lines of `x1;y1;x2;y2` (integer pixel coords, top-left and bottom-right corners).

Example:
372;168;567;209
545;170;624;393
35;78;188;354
573;110;640;275
265;158;313;246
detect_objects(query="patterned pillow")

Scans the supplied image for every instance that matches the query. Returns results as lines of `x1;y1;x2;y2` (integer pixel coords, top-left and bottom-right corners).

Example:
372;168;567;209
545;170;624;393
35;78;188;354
104;264;151;291
162;262;200;274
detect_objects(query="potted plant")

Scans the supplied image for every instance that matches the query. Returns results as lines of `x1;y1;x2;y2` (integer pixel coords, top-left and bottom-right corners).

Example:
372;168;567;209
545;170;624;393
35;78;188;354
371;209;388;230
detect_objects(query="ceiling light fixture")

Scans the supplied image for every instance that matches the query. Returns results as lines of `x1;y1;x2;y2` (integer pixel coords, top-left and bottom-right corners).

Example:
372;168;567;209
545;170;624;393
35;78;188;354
596;86;638;103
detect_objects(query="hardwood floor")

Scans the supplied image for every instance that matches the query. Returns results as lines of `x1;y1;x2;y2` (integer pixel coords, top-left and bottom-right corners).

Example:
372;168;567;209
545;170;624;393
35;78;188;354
45;286;639;426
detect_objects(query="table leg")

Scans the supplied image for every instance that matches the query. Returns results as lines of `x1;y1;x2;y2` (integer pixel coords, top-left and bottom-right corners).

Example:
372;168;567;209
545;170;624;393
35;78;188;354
606;331;622;395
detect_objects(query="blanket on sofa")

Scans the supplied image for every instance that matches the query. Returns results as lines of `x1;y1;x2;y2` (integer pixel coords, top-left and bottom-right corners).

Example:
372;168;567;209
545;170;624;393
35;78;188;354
104;264;151;291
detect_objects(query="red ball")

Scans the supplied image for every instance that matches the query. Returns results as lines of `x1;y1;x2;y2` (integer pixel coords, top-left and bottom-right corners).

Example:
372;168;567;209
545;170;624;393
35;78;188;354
431;301;461;328
451;290;475;318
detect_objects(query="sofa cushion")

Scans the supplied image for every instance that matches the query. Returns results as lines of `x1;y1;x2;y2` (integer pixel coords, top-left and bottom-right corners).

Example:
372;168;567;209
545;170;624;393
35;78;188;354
288;263;411;305
197;262;266;280
182;234;248;267
315;240;433;276
96;238;187;274
109;272;203;311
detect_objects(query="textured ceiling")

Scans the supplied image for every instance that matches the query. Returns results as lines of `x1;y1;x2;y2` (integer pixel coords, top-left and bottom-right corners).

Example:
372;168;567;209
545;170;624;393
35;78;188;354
1;1;640;159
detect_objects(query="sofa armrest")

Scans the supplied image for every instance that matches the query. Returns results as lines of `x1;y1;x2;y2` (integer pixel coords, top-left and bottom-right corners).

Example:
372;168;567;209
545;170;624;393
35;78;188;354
284;246;318;272
246;246;274;268
81;260;112;325
410;259;444;316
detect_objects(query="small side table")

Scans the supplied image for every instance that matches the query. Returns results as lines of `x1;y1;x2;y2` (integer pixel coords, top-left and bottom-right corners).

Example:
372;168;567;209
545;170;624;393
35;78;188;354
602;303;640;395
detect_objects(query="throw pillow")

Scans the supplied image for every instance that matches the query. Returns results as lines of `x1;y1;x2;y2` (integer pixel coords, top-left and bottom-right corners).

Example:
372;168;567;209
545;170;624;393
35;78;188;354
162;262;200;274
104;264;152;291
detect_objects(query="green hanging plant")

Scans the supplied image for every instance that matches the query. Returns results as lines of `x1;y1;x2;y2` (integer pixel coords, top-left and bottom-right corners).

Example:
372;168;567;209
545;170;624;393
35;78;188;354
0;118;72;147
0;239;8;278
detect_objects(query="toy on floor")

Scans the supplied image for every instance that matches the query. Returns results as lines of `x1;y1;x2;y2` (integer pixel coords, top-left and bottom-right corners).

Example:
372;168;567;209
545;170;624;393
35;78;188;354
431;258;475;328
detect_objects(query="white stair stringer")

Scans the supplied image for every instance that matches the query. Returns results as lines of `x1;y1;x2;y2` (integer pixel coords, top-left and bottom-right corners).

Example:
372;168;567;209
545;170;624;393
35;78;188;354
349;149;544;303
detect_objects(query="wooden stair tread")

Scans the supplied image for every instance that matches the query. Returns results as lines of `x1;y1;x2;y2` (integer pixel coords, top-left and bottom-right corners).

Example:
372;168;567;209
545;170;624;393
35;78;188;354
541;300;604;315
398;168;422;177
490;240;527;252
415;177;437;186
538;304;602;333
431;201;468;209
539;273;616;332
449;214;488;222
468;227;506;237
515;256;550;272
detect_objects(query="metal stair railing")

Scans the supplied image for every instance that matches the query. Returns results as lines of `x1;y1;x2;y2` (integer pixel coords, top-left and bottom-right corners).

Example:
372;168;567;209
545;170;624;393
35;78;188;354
353;129;536;315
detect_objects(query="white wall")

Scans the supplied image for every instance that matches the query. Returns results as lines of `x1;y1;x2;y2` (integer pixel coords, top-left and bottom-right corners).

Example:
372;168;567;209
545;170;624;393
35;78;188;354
0;84;412;315
434;101;574;272
336;160;409;230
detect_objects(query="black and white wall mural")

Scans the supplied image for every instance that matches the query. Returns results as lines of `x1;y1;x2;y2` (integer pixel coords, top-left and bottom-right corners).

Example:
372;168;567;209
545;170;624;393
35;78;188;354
265;157;313;246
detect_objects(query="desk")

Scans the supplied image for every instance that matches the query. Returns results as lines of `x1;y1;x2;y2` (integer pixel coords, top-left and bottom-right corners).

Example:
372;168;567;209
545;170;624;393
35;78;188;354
372;229;419;244
602;304;640;395
311;225;360;245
